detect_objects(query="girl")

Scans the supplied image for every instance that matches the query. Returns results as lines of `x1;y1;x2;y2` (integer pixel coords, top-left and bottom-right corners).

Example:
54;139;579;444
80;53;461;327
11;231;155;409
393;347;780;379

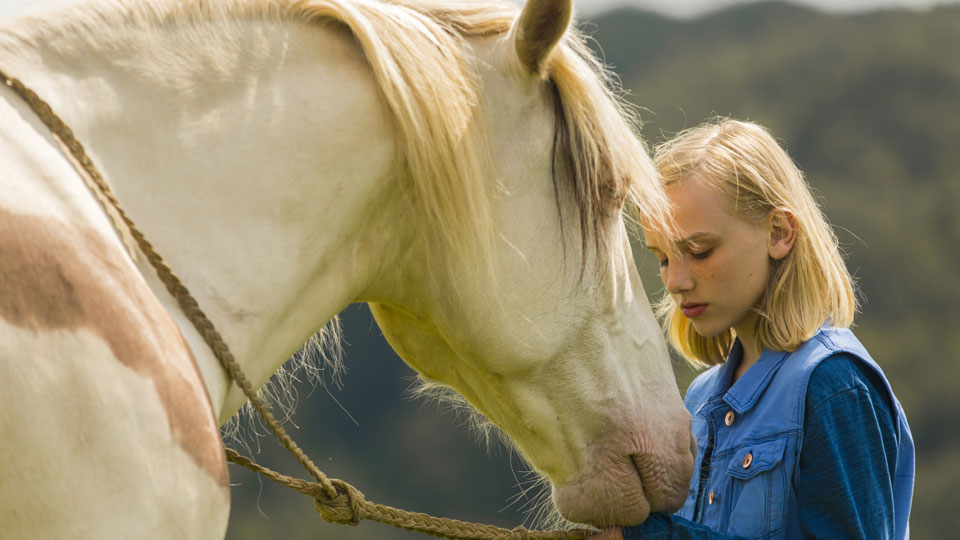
591;119;914;539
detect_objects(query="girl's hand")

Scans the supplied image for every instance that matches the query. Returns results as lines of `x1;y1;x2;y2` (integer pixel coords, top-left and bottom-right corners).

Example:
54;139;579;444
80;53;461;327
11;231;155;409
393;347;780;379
586;528;623;540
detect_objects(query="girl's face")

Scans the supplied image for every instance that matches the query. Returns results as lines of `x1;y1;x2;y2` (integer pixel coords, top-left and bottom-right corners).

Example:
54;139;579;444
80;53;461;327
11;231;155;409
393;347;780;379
643;177;785;339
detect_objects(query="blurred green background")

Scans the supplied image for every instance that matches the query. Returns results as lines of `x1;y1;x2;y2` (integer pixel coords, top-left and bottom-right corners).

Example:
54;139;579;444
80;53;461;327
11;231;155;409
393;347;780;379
225;2;960;539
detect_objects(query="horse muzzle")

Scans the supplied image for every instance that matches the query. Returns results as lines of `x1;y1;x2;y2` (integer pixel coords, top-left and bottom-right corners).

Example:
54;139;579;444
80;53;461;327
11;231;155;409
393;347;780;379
550;421;694;527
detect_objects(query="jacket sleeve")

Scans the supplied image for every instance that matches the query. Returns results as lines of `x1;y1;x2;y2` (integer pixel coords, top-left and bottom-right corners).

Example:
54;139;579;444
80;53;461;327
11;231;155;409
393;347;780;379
796;353;899;539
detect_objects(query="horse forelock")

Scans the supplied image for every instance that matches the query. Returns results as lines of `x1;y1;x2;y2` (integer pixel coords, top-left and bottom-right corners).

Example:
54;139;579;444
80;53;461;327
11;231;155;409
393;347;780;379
545;30;675;268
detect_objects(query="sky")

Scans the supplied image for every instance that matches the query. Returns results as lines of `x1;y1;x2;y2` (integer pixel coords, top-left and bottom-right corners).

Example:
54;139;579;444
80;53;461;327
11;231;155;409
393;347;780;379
577;0;958;17
1;0;959;20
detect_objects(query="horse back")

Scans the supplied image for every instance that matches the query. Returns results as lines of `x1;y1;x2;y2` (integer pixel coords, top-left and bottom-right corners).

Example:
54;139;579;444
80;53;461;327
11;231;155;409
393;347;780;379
0;87;229;539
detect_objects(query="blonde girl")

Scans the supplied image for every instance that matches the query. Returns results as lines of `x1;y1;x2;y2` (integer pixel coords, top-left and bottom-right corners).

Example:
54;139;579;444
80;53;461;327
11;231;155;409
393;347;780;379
591;118;914;540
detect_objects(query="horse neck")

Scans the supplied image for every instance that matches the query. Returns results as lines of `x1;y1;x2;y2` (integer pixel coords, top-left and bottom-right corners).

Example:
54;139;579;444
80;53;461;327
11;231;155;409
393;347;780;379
0;9;413;421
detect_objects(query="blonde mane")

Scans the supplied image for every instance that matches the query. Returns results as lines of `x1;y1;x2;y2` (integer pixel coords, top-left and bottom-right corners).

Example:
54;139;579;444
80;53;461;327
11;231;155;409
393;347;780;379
286;0;674;283
5;0;672;284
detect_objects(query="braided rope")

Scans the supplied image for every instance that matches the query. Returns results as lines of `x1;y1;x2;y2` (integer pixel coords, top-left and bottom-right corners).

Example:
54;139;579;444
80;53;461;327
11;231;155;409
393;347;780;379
226;449;592;539
2;69;593;540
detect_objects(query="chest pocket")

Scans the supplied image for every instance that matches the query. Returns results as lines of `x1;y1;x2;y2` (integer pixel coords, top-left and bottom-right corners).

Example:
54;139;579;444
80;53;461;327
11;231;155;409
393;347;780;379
723;437;789;539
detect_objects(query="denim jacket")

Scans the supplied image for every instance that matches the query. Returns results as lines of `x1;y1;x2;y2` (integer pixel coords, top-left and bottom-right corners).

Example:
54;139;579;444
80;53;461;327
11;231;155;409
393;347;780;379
673;326;915;540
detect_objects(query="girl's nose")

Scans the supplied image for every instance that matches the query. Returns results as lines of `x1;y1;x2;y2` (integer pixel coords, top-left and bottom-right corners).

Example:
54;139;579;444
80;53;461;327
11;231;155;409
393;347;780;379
665;257;694;294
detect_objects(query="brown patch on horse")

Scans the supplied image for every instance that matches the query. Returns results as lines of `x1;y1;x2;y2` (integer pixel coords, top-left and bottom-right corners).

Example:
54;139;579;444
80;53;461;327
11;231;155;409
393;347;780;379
0;208;227;490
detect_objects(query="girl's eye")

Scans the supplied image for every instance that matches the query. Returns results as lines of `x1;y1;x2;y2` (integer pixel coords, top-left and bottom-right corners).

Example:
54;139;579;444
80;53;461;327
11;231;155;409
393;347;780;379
691;248;714;260
658;258;669;268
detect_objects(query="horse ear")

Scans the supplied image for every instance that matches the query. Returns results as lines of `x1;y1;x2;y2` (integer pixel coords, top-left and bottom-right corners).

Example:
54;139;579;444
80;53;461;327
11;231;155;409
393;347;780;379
512;0;572;76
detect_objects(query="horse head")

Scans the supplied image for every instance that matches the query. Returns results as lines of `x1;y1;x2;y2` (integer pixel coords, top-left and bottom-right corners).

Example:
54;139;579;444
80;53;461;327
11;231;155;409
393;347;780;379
367;0;694;526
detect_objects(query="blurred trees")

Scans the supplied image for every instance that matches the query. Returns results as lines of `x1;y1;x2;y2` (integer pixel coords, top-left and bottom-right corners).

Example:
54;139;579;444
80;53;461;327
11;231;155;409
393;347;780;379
227;3;959;539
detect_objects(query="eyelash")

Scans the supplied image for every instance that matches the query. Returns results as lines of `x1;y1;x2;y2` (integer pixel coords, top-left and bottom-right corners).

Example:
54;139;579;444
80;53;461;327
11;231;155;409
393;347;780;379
691;248;714;260
657;248;713;268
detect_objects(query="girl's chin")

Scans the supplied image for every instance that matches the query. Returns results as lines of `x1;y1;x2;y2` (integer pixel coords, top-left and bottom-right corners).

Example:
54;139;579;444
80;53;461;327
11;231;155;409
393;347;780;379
690;320;728;339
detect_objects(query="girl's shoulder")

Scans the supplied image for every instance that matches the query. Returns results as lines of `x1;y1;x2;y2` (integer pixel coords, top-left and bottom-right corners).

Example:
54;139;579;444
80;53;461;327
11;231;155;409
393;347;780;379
806;352;894;416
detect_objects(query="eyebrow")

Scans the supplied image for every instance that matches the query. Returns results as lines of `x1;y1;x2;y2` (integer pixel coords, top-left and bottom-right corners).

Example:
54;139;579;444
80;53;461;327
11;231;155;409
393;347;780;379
680;232;719;246
646;232;718;253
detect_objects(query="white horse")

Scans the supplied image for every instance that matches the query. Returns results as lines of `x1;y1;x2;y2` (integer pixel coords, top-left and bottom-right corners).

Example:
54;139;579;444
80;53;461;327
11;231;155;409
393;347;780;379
0;0;693;537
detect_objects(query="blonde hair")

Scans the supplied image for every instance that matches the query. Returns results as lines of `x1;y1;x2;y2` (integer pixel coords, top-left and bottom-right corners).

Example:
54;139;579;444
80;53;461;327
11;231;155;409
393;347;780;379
653;118;857;367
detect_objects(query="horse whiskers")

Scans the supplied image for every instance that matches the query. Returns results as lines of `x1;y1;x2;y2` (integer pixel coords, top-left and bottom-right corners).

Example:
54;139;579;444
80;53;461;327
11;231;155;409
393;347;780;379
524;481;570;531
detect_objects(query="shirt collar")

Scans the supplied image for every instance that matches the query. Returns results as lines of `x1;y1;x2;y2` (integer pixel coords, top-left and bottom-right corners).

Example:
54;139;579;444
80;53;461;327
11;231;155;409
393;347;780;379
708;338;791;415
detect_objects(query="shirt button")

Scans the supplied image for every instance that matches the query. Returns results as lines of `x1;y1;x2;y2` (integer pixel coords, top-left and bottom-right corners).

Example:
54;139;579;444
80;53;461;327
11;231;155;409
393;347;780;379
708;490;715;505
742;452;754;469
724;411;736;426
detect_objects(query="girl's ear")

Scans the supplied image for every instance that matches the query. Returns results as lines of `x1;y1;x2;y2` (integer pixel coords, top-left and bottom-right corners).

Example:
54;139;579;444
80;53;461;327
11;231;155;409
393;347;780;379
768;208;798;260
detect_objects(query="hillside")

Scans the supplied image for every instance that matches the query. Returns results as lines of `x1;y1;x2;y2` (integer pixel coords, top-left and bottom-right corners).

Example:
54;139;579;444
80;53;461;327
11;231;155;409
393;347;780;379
227;3;960;539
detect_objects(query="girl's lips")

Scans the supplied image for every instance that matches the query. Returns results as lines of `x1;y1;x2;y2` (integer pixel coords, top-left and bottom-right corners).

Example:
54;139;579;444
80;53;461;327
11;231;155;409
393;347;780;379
681;303;708;318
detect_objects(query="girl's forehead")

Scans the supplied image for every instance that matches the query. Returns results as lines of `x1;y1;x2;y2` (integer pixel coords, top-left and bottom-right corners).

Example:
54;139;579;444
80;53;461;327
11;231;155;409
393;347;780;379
664;178;736;229
642;178;746;251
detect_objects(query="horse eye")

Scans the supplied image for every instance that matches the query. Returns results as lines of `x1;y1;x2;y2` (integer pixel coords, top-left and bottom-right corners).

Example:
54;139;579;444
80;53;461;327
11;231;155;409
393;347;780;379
602;185;619;200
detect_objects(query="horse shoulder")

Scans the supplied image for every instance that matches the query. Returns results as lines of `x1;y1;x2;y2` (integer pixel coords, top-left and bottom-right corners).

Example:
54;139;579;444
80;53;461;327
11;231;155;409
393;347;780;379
0;97;228;538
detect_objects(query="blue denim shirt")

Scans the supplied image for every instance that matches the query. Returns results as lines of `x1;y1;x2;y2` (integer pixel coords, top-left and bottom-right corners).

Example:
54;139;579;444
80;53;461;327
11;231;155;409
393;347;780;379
623;327;914;540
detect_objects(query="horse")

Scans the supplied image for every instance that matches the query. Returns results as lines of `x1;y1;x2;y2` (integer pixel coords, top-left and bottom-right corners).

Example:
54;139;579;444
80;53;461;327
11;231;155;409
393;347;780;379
0;0;694;536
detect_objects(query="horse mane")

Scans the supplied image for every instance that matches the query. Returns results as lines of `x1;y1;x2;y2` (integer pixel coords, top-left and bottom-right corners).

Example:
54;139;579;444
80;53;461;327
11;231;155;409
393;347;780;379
371;0;675;275
5;0;672;282
308;0;675;276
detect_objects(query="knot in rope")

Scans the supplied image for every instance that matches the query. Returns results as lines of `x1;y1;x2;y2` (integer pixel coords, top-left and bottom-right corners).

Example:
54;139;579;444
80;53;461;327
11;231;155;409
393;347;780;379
314;478;366;526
